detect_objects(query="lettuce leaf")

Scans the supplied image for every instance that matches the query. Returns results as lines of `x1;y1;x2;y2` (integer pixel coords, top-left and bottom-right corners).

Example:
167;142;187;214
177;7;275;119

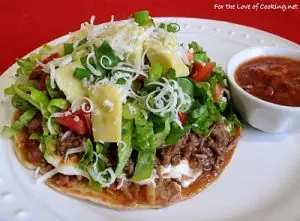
131;119;156;181
2;108;38;137
115;119;134;177
130;150;155;182
78;139;94;171
154;117;170;146
165;122;185;145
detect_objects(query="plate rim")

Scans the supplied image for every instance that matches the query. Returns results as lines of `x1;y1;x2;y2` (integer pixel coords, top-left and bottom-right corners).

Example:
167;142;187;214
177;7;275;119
1;17;300;221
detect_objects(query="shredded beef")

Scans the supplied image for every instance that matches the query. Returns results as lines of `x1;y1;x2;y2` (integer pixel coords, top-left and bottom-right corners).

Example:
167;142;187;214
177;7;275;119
155;179;182;204
52;174;79;187
24;114;43;135
111;179;140;201
26;115;42;131
26;139;42;166
158;123;232;174
56;132;85;156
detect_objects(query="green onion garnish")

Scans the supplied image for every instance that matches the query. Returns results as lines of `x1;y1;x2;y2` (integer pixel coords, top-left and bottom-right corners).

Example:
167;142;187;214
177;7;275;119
159;23;180;33
64;43;73;55
134;10;150;26
74;67;91;80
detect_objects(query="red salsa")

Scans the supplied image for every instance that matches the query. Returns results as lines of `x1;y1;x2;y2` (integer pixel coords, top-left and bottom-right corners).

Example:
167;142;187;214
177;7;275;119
235;56;300;106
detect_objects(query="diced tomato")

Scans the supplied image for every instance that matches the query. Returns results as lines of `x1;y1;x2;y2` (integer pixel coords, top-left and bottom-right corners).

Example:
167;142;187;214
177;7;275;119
77;104;93;136
135;74;146;81
37;72;48;91
56;107;92;136
186;51;194;62
41;53;60;64
178;112;187;125
28;70;43;80
213;83;224;101
190;62;214;82
56;115;87;135
29;53;60;80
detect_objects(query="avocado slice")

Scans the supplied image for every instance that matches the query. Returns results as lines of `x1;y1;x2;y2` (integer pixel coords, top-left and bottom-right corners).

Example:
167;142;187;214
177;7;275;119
89;84;122;142
143;41;189;77
54;61;88;103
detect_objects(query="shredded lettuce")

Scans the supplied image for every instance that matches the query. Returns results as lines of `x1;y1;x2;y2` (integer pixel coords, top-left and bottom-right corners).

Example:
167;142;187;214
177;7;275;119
2;108;38;137
15;56;37;76
154;117;170;147
77;139;109;190
47;99;69;113
78;139;94;171
130;150;155;182
45;76;64;98
115;119;134;177
11;94;33;111
14;85;50;117
44;135;57;157
165;122;185;145
131;119;156;181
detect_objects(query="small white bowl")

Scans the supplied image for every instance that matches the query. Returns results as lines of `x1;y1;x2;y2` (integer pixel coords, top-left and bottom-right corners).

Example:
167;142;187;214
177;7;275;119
227;47;300;133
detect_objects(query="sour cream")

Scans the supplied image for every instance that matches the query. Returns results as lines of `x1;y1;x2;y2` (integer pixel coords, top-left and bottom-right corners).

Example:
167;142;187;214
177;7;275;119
160;160;202;188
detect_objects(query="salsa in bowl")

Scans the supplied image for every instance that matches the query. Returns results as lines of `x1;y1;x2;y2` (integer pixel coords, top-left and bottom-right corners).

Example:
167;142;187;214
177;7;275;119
227;47;300;133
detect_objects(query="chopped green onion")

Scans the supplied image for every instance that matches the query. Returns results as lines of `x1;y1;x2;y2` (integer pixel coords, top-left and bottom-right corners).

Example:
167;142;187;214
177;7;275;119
159;23;180;33
134;10;150;26
74;67;91;80
145;63;163;85
78;38;87;47
64;43;73;55
167;23;180;32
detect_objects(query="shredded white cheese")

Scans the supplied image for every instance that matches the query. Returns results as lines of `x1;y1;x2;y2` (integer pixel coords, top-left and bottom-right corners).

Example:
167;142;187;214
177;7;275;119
145;78;190;128
36;168;58;184
103;99;114;112
47;112;65;135
64;146;85;162
61;130;72;141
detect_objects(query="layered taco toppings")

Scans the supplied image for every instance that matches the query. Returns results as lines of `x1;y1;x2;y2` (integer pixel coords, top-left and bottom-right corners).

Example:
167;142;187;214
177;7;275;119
3;11;241;205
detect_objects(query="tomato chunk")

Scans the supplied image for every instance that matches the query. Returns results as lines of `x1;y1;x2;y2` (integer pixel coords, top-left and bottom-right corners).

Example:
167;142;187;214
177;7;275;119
213;83;223;101
37;72;48;91
186;51;194;62
190;62;214;82
29;53;60;80
41;53;60;64
178;112;187;125
56;107;92;136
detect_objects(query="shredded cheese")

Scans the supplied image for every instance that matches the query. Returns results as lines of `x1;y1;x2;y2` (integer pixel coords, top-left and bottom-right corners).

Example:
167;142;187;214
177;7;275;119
71;97;94;113
61;130;72;141
34;167;41;179
144;78;190;127
36;168;58;184
103;99;114;112
47;112;65;135
64;146;85;162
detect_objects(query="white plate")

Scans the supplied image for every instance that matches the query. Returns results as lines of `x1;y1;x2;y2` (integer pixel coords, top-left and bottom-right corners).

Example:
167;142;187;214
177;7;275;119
0;18;300;221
